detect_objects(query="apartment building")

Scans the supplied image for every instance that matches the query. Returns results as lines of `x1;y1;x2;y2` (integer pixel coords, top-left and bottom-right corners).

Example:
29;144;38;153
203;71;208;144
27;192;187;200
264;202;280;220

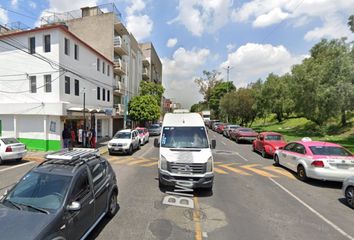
42;4;144;133
139;42;162;84
0;25;114;151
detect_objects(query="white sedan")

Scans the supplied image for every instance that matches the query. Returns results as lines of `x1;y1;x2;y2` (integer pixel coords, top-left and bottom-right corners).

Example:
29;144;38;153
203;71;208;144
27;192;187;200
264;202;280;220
274;139;354;182
0;137;27;164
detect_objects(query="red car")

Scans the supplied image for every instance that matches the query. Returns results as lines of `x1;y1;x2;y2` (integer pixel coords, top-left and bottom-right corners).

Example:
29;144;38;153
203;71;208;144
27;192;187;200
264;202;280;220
230;128;258;143
215;123;226;134
252;132;286;158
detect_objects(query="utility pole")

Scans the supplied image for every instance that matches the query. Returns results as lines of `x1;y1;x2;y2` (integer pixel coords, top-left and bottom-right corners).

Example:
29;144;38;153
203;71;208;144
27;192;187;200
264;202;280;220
223;66;233;123
82;88;86;147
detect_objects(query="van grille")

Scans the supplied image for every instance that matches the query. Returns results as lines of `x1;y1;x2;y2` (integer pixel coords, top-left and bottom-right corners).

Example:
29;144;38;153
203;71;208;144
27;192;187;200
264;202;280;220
168;162;206;174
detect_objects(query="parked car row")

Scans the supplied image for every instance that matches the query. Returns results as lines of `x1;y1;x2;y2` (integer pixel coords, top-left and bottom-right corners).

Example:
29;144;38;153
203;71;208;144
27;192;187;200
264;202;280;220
208;121;354;209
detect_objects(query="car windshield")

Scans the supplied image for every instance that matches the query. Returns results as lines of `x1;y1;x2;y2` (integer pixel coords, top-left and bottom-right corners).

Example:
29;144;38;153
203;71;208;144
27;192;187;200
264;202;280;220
1;138;19;144
265;135;283;141
240;128;253;132
229;125;240;129
309;146;353;156
161;127;209;148
137;129;144;134
150;125;160;129
114;132;131;139
5;172;72;211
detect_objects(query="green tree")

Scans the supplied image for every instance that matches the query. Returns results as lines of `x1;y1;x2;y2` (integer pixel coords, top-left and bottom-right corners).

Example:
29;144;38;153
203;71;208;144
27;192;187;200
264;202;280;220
348;15;354;33
209;81;235;118
140;81;164;104
194;70;223;102
190;101;209;112
128;95;160;122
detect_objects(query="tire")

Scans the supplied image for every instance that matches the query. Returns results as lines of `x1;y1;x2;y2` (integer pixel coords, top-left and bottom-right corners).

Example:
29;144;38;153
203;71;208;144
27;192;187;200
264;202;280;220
16;158;22;162
345;186;354;209
297;165;308;182
252;145;256;152
236;137;240;143
106;191;118;218
0;157;2;165
138;141;141;150
274;155;280;166
128;145;133;155
108;150;113;156
261;149;267;158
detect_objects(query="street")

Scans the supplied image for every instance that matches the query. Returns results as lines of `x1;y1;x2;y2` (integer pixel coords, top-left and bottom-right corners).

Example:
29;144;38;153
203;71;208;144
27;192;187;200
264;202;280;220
1;131;353;240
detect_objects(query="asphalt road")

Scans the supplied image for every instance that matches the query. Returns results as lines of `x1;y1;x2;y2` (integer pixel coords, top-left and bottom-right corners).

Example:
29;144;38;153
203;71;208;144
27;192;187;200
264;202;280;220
0;131;353;240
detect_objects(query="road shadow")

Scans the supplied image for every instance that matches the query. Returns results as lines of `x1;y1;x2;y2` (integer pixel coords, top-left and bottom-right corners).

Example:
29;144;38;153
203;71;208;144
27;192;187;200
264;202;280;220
86;203;121;240
0;159;30;166
337;198;353;210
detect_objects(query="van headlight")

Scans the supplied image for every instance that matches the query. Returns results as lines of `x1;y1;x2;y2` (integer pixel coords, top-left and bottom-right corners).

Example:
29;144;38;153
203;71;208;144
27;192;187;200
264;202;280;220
206;157;213;172
160;155;168;170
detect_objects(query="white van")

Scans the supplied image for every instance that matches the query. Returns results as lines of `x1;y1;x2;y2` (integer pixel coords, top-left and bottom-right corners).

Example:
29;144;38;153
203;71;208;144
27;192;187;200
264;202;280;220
155;113;216;190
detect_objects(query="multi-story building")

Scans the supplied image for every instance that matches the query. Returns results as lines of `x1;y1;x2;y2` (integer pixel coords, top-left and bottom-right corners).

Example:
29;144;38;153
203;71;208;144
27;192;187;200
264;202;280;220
139;42;162;84
42;4;143;133
0;24;114;151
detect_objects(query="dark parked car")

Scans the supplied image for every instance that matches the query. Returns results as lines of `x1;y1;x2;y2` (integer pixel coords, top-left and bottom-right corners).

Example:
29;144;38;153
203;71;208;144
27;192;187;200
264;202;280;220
230;128;258;143
148;124;161;136
0;148;118;240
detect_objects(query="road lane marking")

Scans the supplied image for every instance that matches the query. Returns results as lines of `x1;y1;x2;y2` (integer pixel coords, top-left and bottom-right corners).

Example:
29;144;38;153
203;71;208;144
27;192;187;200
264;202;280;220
193;197;203;240
214;167;228;174
141;162;158;167
269;178;354;240
263;166;296;180
219;163;251;176
221;141;226;146
241;164;278;178
235;152;249;162
138;144;155;158
110;157;134;164
214;161;222;165
0;161;34;173
127;159;151;165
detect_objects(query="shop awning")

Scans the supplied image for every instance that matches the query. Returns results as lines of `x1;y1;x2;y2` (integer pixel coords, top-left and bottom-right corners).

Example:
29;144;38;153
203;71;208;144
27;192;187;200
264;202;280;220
67;107;106;113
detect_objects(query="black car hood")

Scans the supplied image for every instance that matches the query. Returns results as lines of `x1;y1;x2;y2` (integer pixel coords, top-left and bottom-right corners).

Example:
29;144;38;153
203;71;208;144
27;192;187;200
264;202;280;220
0;205;54;240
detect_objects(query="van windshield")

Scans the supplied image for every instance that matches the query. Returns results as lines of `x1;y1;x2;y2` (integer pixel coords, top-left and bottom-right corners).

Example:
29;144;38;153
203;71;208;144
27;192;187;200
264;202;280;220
161;127;209;148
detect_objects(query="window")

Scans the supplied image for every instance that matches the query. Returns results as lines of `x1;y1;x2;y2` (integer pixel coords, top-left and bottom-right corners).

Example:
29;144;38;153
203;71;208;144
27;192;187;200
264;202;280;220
97;87;100;100
293;144;306;154
74;79;79;96
74;44;79;60
284;143;296;151
97;58;100;71
90;161;107;190
107;90;110;102
65;76;70;94
107;65;110;76
29;37;35;54
102;62;105;74
309;146;353;156
44;75;51;92
29;76;36;93
102;88;106;101
64;38;70;55
161;127;209;149
71;170;90;202
44;35;51;52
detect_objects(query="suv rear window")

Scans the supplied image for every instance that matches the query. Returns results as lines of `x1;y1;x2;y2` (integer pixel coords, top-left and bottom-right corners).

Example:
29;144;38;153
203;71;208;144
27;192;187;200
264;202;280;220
1;138;19;144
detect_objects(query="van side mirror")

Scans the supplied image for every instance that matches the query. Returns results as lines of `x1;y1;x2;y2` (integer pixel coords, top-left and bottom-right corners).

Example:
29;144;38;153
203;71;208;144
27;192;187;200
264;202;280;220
154;138;160;148
211;139;216;149
67;201;81;211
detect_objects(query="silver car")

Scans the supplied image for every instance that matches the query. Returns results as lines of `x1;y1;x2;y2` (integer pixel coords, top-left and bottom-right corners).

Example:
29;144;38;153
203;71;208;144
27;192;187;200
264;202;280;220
0;137;27;164
342;176;354;209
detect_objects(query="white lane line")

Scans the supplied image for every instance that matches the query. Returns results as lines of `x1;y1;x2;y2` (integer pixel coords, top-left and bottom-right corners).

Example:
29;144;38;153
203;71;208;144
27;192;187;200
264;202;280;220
269;177;354;240
220;141;226;146
235;152;248;162
0;161;34;173
139;144;155;158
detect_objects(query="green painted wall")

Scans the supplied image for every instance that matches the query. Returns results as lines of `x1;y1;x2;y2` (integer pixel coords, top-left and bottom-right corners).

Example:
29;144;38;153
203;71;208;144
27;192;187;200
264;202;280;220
18;138;61;151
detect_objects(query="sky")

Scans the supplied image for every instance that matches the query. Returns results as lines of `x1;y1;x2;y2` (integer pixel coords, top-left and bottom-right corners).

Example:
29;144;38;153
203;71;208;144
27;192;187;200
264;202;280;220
1;0;354;108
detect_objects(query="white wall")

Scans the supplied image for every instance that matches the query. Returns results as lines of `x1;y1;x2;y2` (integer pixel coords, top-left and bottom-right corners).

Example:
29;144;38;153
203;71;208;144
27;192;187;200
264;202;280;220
0;115;14;137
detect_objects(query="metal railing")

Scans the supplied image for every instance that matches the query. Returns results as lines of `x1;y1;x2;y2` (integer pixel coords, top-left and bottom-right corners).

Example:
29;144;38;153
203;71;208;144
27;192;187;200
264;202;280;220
113;36;128;54
113;58;127;73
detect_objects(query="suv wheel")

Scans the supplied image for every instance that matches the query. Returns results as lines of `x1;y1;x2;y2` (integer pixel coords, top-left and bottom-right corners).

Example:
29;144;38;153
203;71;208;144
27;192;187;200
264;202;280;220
0;157;2;165
128;145;133;155
345;186;354;209
138;141;141;150
107;191;118;218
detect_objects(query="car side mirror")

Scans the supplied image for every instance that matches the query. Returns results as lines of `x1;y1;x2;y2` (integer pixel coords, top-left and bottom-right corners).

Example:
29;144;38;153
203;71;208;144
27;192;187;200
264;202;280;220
66;201;81;211
211;139;216;149
154;138;160;148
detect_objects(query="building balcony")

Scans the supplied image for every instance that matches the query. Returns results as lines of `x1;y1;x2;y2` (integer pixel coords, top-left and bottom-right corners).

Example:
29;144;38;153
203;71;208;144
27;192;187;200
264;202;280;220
115;103;125;116
142;67;149;80
142;58;150;67
114;81;125;95
113;58;127;75
113;36;128;56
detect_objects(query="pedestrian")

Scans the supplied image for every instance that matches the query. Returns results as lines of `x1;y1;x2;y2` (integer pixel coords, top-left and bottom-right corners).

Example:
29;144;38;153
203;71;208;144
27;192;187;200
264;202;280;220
87;128;92;148
90;128;96;148
70;128;76;147
62;126;70;148
78;127;83;145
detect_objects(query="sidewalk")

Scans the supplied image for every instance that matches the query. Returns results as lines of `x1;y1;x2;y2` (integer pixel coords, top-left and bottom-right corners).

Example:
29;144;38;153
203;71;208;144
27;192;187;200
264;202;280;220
23;144;109;163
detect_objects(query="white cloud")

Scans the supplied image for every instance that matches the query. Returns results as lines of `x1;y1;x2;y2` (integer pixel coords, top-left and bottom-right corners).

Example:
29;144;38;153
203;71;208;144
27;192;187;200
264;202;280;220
126;15;153;41
29;1;37;9
0;8;8;24
232;0;354;41
253;8;289;28
126;0;146;15
166;38;178;48
169;0;233;36
226;43;236;52
11;0;18;8
162;47;211;107
220;43;305;87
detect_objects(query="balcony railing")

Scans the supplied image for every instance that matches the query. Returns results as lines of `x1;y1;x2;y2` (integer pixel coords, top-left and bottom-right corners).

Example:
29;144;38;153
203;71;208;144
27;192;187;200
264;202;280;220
142;67;149;80
114;81;125;95
113;58;127;75
114;103;125;116
113;36;128;55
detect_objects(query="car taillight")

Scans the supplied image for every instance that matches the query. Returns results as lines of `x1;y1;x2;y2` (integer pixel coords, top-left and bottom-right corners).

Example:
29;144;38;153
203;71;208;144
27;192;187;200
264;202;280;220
311;160;324;168
5;146;12;152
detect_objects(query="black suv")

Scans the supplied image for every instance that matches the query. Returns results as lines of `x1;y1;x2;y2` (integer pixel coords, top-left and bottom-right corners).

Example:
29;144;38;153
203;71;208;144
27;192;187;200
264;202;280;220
0;148;118;240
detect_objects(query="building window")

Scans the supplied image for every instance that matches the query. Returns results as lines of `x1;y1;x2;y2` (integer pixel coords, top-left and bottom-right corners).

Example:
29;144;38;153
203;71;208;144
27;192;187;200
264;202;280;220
44;75;51;92
64;38;70;55
44;35;51;53
29;76;36;93
29;37;35;54
65;76;70;94
97;58;100;71
74;44;79;60
107;90;110;102
102;62;105;74
97;87;100;100
107;65;110;76
74;79;79;96
102;88;106;101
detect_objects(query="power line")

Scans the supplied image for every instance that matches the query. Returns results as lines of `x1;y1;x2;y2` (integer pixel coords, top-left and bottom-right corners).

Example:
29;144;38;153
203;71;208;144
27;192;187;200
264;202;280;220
0;70;60;78
0;6;49;23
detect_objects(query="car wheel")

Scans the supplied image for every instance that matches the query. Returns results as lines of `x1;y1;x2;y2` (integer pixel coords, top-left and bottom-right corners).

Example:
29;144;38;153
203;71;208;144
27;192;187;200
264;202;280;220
261;149;267;158
297;165;308;181
138;141;141;150
109;150;113;156
128;145;133;155
236;137;240;143
107;191;118;218
0;157;2;165
345;186;354;209
252;145;256;152
16;158;22;162
147;137;149;143
274;155;280;166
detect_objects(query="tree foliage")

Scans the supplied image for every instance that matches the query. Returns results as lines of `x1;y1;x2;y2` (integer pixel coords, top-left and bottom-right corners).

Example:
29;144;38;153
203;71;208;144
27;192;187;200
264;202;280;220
190;102;209;113
194;70;223;101
128;95;160;122
209;81;235;118
140;81;164;104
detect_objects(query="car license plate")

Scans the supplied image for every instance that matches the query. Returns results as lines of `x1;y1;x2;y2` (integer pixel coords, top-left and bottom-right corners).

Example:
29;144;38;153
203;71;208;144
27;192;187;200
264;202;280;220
337;164;349;169
114;147;122;151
